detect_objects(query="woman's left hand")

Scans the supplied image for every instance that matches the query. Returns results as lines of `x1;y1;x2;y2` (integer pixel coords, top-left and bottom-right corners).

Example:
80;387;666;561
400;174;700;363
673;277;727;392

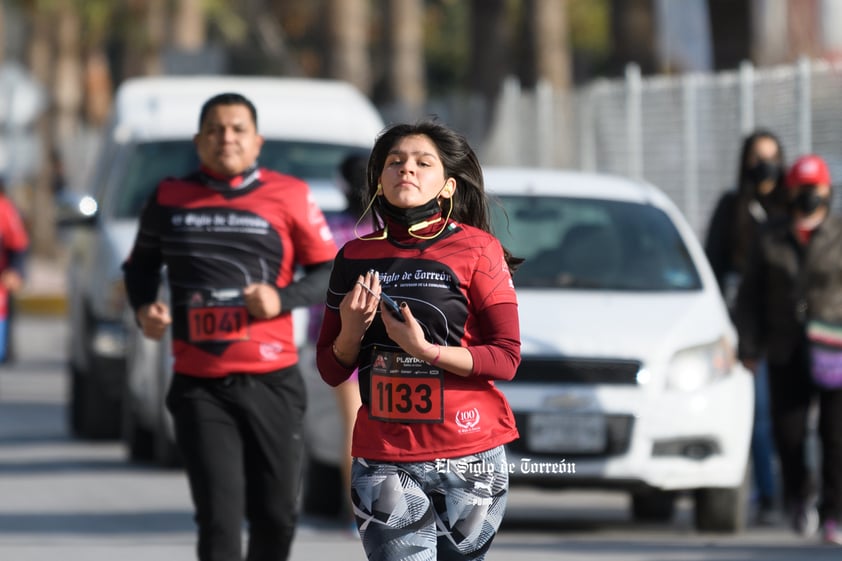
381;299;474;377
380;300;429;357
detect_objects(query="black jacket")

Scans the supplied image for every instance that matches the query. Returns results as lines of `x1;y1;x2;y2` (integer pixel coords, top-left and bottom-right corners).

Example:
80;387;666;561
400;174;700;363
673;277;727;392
735;214;842;365
704;190;740;293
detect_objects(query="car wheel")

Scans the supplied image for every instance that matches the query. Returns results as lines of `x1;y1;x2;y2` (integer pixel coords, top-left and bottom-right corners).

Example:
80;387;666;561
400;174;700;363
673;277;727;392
693;470;749;533
630;489;676;522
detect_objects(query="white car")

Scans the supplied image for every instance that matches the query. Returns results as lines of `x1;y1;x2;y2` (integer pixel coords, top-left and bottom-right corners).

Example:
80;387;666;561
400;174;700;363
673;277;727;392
484;167;754;533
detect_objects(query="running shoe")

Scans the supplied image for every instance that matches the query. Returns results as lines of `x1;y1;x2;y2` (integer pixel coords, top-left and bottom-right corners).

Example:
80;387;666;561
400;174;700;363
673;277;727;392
754;496;778;526
791;501;819;537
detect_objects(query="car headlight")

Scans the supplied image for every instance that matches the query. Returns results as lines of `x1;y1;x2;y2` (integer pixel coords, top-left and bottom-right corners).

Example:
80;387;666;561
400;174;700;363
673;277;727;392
78;195;98;216
91;322;127;358
666;336;735;392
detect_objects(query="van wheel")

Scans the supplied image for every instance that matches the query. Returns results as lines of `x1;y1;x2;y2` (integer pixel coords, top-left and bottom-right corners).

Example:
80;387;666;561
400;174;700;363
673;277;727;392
123;400;155;462
69;364;121;440
68;365;87;436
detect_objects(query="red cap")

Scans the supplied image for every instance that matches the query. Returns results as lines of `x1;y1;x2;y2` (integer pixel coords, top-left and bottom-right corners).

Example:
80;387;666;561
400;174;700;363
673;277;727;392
786;155;831;188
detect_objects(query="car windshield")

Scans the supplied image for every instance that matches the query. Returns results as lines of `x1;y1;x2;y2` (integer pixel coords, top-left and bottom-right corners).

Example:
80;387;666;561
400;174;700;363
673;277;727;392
490;195;702;291
109;139;359;219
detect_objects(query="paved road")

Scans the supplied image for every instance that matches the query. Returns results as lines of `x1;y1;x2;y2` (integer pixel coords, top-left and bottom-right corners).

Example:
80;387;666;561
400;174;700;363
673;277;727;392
0;315;838;560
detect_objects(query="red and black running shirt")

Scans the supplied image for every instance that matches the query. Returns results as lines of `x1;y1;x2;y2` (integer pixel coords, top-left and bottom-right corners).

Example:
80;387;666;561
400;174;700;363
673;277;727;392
317;220;521;462
123;168;337;377
0;195;29;316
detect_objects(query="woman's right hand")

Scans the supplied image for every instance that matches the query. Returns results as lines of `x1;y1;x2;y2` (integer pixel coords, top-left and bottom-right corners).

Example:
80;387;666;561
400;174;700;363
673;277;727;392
338;269;381;341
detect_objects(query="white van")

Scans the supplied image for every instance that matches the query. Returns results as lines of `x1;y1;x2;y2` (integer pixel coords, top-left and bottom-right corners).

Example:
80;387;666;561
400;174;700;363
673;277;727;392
61;77;383;478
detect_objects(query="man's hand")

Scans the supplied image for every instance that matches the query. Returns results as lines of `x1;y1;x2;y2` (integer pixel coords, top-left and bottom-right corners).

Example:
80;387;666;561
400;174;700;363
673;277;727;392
137;301;172;341
741;358;758;375
0;269;23;293
243;283;281;319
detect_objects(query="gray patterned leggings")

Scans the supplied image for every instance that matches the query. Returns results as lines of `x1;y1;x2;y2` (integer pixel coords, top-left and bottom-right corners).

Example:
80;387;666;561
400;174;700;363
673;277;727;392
350;445;509;561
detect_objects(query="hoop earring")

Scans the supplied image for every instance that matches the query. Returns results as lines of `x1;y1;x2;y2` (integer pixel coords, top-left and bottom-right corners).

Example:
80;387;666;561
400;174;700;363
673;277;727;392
354;189;388;241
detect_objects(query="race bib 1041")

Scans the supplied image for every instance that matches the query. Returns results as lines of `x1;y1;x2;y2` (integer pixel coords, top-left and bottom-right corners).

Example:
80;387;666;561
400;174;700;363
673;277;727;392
186;288;250;343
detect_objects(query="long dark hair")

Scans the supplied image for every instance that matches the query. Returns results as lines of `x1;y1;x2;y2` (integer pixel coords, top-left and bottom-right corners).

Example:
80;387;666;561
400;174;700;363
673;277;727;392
731;128;787;270
364;120;521;270
735;128;786;199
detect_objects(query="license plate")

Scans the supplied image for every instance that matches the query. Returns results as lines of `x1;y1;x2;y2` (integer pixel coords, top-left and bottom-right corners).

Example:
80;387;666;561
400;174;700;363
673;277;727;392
527;413;606;453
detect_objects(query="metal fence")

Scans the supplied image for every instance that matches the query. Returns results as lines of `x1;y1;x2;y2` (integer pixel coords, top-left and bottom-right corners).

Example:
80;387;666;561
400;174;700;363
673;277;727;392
58;57;842;244
478;57;842;240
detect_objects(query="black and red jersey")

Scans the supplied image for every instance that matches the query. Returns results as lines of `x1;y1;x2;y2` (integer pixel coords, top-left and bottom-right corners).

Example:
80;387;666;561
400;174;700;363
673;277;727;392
123;167;337;377
317;220;520;462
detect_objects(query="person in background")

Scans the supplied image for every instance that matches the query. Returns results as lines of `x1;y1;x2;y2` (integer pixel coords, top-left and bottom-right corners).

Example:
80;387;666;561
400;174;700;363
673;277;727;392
735;154;842;545
704;129;788;525
306;151;369;524
316;120;522;560
0;177;29;365
122;92;337;561
50;149;67;199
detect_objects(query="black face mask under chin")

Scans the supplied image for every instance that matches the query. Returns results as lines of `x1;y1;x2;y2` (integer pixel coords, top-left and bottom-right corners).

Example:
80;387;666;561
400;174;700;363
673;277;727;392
376;196;441;228
791;188;830;215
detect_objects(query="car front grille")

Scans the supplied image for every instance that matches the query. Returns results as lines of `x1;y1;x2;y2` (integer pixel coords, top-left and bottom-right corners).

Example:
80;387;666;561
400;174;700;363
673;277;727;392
514;356;642;385
509;413;634;458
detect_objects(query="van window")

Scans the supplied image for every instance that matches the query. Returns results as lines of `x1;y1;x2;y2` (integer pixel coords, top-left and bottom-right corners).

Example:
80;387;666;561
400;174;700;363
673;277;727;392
491;195;702;291
108;139;363;219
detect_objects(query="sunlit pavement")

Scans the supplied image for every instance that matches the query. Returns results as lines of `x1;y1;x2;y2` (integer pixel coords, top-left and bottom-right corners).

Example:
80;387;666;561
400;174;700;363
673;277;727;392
1;315;839;561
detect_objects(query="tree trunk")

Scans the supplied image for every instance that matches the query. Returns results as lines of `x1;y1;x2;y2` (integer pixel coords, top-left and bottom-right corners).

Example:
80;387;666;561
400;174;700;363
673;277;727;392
708;0;751;70
82;49;113;127
468;0;508;122
122;0;165;78
172;0;206;50
526;0;571;92
54;4;83;145
786;0;821;60
78;0;116;127
750;0;789;65
325;0;371;95
384;0;426;120
144;0;166;75
0;2;5;63
243;0;301;76
24;6;56;257
608;0;657;76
